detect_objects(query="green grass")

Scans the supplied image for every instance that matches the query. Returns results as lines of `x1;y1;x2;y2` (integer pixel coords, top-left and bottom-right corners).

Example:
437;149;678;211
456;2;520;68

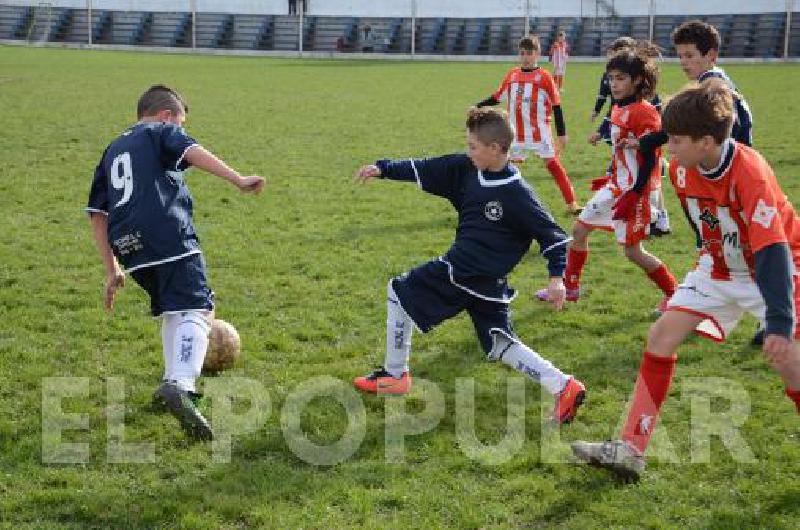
1;45;799;528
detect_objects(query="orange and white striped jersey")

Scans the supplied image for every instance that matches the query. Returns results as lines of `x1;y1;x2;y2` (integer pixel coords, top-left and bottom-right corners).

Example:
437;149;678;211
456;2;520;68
609;100;661;193
669;140;800;281
492;66;559;146
549;41;569;73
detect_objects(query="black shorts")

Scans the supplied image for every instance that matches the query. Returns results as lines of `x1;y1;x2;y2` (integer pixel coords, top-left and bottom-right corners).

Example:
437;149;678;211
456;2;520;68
130;253;214;317
391;260;516;353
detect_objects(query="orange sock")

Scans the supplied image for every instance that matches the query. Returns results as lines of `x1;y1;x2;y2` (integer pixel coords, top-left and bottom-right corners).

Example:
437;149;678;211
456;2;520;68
564;248;588;291
647;264;678;297
621;351;677;454
545;158;576;205
786;387;800;413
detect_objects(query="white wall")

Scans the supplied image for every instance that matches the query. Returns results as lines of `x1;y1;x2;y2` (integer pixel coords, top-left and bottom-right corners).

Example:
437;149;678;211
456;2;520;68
2;0;794;16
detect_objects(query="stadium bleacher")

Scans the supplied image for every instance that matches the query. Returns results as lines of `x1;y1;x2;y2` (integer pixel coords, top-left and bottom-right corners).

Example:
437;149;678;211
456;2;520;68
0;4;796;58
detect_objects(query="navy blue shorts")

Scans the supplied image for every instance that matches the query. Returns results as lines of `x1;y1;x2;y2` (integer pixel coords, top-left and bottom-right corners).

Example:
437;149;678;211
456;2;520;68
391;260;516;354
130;253;214;317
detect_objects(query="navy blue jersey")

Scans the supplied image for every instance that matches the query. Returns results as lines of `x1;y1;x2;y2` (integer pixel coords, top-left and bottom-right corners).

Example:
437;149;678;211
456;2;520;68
594;72;612;114
376;154;569;288
699;67;753;146
86;122;200;272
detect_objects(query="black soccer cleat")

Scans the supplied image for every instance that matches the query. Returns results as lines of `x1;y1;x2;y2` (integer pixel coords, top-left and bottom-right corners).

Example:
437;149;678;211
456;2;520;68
752;325;766;346
154;382;213;441
649;223;671;238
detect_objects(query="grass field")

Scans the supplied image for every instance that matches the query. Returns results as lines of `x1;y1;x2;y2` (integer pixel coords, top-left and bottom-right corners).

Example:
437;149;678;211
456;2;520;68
1;45;799;528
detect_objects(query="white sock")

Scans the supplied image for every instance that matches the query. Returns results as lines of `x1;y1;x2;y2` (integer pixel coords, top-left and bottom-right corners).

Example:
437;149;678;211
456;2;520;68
384;281;412;378
169;311;210;393
161;313;180;381
488;331;569;395
657;209;670;230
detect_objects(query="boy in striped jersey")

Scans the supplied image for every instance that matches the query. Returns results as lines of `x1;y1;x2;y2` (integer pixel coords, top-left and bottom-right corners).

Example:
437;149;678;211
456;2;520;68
477;35;581;215
537;43;679;311
571;80;800;481
549;31;569;90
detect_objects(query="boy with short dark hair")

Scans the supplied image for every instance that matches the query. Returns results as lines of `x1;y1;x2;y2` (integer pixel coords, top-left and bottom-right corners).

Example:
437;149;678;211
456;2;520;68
476;35;581;215
352;107;586;425
571;80;800;481
87;85;265;440
671;19;753;146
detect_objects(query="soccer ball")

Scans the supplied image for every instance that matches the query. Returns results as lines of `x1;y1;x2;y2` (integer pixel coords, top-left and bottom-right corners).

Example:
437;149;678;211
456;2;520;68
204;319;241;373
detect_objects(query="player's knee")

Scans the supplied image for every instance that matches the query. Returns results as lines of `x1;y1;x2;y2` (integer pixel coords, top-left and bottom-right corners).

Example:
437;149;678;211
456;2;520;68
623;244;642;261
646;319;677;354
486;329;514;360
572;223;588;242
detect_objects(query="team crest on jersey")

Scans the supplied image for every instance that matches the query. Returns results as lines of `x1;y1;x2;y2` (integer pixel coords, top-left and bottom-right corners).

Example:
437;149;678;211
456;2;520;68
484;201;503;221
534;74;541;83
752;198;777;229
698;208;720;230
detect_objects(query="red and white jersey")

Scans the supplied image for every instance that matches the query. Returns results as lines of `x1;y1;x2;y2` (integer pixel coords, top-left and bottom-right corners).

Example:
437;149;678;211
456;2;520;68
609;100;661;193
669;140;800;280
549;42;569;73
492;66;559;146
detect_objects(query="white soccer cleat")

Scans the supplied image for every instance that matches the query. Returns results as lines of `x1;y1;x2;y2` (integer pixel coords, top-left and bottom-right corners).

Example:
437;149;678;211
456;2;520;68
570;439;645;482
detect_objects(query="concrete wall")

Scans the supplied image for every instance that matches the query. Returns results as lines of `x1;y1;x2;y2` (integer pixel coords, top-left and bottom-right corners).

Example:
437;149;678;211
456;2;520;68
2;0;795;16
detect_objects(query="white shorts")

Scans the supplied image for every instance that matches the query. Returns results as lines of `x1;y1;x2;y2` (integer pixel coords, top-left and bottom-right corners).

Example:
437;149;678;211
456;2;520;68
667;268;799;342
509;135;555;161
578;185;651;245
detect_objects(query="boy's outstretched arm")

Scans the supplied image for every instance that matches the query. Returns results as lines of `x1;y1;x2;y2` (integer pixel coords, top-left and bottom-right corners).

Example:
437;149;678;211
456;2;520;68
89;213;124;311
355;164;382;183
184;146;265;194
355;155;467;200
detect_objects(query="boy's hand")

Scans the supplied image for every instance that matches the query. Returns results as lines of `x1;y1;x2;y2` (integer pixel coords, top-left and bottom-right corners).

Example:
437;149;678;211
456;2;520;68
546;277;566;311
355;164;381;183
588;132;602;146
617;137;639;149
105;270;125;312
556;135;568;154
763;334;793;365
236;176;265;194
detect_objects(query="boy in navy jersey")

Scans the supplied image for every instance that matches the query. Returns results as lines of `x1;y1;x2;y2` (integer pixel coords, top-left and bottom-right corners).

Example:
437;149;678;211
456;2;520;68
86;85;264;439
352;107;586;424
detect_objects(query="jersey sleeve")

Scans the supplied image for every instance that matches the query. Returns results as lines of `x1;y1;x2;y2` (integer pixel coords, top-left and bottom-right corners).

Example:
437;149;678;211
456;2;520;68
86;153;109;215
160;124;198;171
492;70;514;102
503;186;570;277
734;163;788;253
376;154;469;200
632;105;661;138
541;70;560;105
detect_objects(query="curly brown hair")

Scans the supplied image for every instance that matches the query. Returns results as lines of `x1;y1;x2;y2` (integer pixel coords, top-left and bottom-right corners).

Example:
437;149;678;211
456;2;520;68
606;40;660;100
671;20;721;55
